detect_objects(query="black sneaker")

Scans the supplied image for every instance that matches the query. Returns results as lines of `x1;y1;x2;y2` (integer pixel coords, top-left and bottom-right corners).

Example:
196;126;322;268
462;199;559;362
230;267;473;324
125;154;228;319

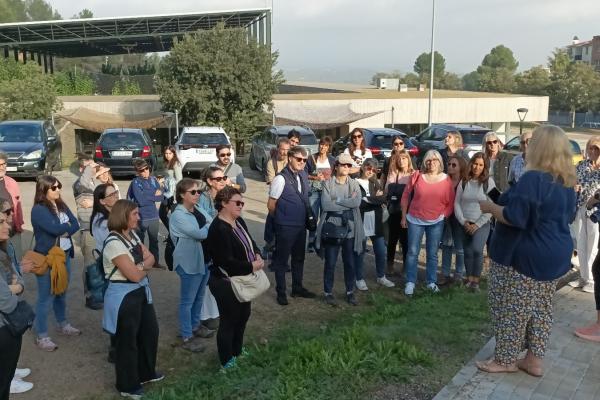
276;294;289;306
85;297;103;310
120;387;143;399
291;287;317;299
193;325;215;338
141;372;165;385
202;318;220;331
346;293;358;306
324;294;337;306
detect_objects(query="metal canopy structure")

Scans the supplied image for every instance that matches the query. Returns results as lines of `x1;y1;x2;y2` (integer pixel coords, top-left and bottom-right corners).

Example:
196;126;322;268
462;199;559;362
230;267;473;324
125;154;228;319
0;8;271;63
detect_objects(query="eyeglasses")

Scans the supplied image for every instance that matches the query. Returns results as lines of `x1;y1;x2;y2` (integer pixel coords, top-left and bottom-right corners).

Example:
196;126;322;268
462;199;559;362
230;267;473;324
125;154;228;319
50;183;62;191
352;135;362;139
210;176;228;182
293;156;308;163
219;153;232;157
486;140;498;145
229;200;245;207
1;208;13;216
137;167;149;172
339;163;353;168
393;142;404;146
186;189;201;195
448;163;458;167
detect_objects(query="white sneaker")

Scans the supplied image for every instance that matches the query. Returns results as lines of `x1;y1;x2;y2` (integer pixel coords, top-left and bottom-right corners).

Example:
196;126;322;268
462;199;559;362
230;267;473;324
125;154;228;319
10;379;33;394
14;368;31;379
571;255;580;268
583;282;595;293
355;279;369;291
404;282;415;296
569;279;584;288
426;283;440;293
377;276;396;288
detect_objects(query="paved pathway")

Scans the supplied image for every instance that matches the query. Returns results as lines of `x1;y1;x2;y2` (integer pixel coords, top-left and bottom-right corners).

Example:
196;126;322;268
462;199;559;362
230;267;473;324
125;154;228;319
434;285;600;400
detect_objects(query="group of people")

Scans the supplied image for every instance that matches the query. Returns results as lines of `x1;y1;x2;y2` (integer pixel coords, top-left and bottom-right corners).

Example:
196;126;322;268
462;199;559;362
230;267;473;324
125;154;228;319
2;123;600;400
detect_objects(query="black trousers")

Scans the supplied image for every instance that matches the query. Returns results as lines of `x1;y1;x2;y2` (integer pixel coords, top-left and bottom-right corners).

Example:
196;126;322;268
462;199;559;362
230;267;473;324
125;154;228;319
0;326;22;400
273;224;306;296
114;287;159;393
593;250;600;310
387;213;408;265
158;198;174;233
209;275;251;366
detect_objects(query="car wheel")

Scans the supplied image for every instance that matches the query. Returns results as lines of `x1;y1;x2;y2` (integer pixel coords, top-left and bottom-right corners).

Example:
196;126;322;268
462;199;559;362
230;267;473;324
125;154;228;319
249;149;257;170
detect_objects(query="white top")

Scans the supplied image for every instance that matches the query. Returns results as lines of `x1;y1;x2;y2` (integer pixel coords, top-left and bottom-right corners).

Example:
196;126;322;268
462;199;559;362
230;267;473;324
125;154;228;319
102;232;142;281
356;178;375;237
344;148;373;166
58;212;72;251
454;178;495;227
316;158;331;169
269;174;302;199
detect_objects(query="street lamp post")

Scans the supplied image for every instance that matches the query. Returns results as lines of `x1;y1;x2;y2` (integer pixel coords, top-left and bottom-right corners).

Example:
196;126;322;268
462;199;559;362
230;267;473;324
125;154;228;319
517;108;528;135
427;0;436;127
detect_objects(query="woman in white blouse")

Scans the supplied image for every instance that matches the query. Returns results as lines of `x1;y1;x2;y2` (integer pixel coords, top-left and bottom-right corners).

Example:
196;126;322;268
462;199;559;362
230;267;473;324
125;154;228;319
344;128;372;175
454;152;495;291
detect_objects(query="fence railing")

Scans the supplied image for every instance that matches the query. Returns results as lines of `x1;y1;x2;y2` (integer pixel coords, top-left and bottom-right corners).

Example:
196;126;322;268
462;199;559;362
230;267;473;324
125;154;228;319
548;111;600;128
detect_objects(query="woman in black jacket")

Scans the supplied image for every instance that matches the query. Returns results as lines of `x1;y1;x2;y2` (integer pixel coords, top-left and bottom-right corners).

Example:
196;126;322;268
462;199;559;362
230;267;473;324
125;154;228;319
353;159;395;291
207;186;264;369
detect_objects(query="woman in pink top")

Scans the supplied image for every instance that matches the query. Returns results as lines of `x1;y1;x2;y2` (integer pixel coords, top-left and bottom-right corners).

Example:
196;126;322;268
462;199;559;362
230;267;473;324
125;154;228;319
400;150;455;296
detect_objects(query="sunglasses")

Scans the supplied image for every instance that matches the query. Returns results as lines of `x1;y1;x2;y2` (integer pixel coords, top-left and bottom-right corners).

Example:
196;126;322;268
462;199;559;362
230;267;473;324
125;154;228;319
486;140;498;145
339;163;353;168
186;189;201;195
210;176;228;182
393;142;404;146
229;200;245;207
365;166;376;171
137;167;149;172
352;135;362;139
448;163;458;167
293;156;308;163
219;153;232;157
50;183;63;191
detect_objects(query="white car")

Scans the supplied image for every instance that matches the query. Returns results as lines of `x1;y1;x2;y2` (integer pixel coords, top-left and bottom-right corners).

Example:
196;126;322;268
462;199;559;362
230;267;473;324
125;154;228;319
175;126;234;174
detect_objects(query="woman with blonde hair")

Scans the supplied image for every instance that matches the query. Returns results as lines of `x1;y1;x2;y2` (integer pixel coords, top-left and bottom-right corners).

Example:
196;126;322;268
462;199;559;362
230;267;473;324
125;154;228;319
477;125;576;376
401;150;455;295
440;131;468;172
570;136;600;293
384;149;414;275
483;131;511;192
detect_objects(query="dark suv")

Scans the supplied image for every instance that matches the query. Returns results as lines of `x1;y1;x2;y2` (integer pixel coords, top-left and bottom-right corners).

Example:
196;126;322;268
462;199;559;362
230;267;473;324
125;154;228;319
410;124;493;165
249;125;318;173
94;128;157;176
331;128;418;169
0;120;62;177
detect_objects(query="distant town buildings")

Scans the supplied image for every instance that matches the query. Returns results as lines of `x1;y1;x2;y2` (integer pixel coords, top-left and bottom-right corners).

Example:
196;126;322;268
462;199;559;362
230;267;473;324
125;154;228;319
566;36;600;70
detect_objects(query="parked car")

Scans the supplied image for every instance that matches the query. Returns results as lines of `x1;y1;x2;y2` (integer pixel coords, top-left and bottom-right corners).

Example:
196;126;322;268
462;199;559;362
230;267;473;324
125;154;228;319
175;126;233;175
331;128;419;169
94;128;157;176
0;120;62;177
410;124;494;165
503;135;584;165
249;125;318;173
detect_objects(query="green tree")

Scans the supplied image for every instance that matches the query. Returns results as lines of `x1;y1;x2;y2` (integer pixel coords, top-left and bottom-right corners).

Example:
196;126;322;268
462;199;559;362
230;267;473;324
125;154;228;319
24;0;60;20
73;8;93;19
439;72;462;90
514;66;551;96
0;58;61;120
400;72;421;87
54;70;95;95
481;45;518;72
0;0;27;22
476;45;519;93
111;78;142;95
413;51;446;79
155;23;284;154
462;71;480;91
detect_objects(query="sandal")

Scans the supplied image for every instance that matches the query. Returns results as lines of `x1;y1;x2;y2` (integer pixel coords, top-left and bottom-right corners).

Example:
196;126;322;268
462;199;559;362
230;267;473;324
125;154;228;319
476;359;518;373
516;358;543;377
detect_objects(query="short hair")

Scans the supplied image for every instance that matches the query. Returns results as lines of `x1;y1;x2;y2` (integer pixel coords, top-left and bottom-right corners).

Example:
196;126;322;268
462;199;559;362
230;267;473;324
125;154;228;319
420;150;444;174
526;125;577;187
277;138;290;148
465;152;489;185
288;145;307;158
319;136;333;147
214;186;242;212
133;159;148;171
107;199;138;232
0;152;7;162
215;144;232;155
175;178;199;204
482;132;503;157
202;166;223;184
287;129;301;141
361;158;379;173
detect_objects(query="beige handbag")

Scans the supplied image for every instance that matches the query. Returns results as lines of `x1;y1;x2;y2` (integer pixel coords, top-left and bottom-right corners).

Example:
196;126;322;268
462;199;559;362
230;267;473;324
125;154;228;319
220;267;270;302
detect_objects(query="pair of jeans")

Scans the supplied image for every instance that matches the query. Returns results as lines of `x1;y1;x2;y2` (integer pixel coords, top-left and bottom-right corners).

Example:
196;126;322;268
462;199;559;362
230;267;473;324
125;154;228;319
263;214;275;246
137;218;159;265
209;275;251;366
354;235;387;280
323;238;356;294
34;255;72;337
463;222;490;278
308;191;321;243
176;266;209;339
387;213;408;265
441;216;465;278
273;224;306;296
405;220;445;285
0;326;22;400
114;287;159;393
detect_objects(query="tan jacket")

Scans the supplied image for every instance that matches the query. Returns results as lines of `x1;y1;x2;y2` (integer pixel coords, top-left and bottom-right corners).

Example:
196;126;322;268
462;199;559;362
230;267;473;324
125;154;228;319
266;157;288;184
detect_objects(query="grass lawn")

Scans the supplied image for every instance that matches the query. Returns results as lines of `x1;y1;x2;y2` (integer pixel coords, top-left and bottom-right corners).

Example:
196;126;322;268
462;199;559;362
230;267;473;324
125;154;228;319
145;285;491;400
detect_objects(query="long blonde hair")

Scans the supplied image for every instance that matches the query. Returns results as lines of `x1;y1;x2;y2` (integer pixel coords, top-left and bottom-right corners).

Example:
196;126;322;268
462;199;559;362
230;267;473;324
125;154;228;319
526;125;576;187
389;150;414;175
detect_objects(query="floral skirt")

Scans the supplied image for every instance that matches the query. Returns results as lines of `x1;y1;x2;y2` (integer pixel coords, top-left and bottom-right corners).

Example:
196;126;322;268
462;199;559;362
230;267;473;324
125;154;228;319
488;260;557;365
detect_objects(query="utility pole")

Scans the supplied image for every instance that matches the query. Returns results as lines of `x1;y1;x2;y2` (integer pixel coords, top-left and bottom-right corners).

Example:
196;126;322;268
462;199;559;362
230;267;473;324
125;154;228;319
427;0;436;127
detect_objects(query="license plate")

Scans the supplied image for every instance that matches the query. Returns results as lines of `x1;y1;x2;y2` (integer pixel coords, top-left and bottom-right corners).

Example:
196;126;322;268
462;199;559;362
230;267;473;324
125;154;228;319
6;166;16;172
111;151;132;157
196;149;213;155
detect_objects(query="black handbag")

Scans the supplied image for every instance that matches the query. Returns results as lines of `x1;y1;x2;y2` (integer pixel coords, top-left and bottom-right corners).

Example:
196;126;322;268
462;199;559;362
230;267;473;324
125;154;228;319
1;300;35;337
321;211;350;245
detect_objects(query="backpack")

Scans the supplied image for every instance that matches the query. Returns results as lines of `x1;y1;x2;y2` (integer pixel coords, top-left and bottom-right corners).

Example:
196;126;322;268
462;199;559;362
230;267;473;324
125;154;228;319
85;233;130;304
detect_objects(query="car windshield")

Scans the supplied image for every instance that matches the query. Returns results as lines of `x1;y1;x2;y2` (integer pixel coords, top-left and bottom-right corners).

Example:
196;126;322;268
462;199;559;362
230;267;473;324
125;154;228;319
0;124;42;143
100;132;146;147
460;130;492;145
571;141;581;154
277;134;318;145
182;132;228;145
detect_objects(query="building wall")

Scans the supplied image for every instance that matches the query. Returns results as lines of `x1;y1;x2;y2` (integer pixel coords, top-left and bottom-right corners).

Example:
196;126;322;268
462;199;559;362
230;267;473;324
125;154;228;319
593;36;600;70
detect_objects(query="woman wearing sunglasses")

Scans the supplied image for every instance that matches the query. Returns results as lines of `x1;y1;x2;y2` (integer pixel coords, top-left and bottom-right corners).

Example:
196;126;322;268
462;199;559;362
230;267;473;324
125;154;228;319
30;175;81;351
206;186;264;369
344;128;372;175
483;132;511;192
169;178;212;352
